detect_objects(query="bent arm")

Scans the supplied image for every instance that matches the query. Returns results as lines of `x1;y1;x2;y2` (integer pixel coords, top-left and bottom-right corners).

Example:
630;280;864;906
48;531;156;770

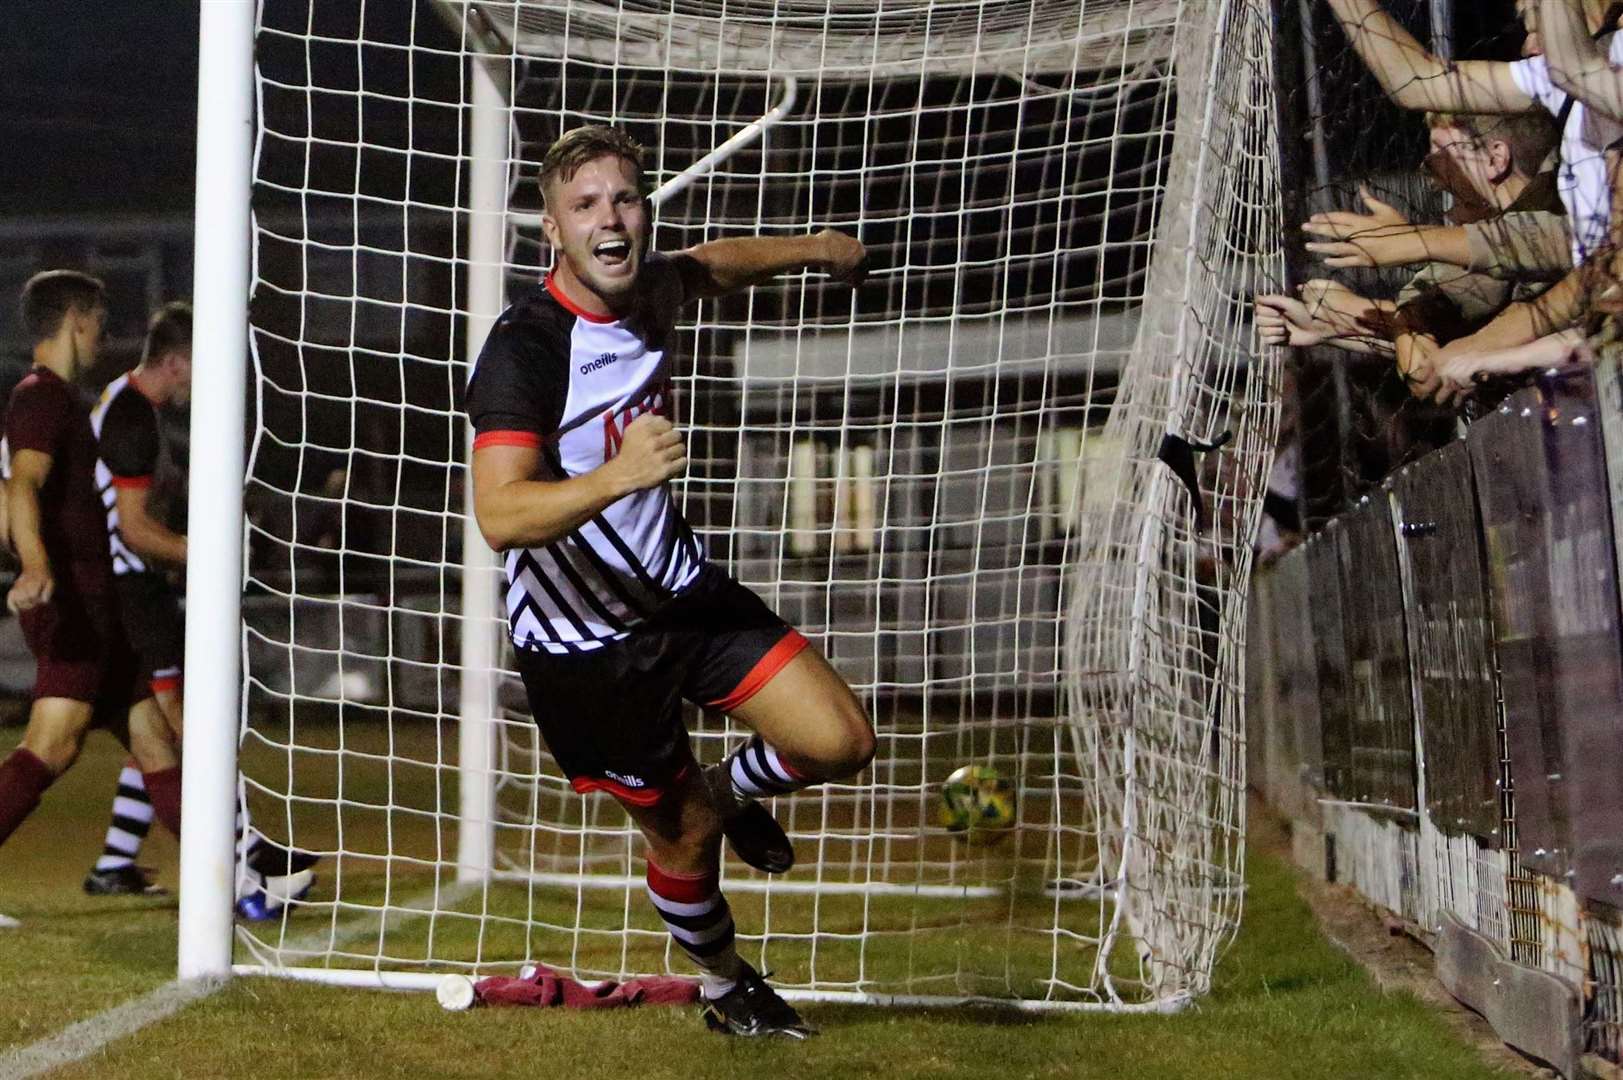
472;444;628;552
7;449;52;577
678;229;864;301
1315;224;1473;268
1543;0;1623;122
1465;210;1574;279
115;486;188;566
1471;326;1588;374
1435;326;1588;405
1325;0;1535;112
1445;265;1586;352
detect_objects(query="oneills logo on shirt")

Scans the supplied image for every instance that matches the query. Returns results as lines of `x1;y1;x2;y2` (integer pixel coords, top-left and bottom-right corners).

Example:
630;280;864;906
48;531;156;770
580;351;620;375
604;770;645;788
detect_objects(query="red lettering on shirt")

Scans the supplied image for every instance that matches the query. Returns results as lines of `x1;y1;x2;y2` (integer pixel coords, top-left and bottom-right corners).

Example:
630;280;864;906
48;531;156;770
601;385;669;460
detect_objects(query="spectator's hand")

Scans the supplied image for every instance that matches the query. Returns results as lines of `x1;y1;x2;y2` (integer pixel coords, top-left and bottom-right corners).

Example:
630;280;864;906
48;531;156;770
817;229;869;287
604;413;687;495
1254;294;1335;348
1299;278;1381;335
1303;186;1412;268
1398;335;1443;401
7;565;53;614
1430;338;1479;406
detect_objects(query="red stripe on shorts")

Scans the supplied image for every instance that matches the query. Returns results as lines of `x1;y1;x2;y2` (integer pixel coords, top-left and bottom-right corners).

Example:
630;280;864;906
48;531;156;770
570;762;690;809
708;630;810;713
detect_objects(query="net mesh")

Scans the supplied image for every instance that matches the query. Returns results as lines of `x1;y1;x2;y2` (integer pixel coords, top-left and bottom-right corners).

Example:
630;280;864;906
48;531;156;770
236;0;1279;1008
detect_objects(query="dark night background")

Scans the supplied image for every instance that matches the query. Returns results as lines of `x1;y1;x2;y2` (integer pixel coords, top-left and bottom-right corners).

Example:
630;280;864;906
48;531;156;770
0;5;200;217
0;0;1522;213
0;0;1525;579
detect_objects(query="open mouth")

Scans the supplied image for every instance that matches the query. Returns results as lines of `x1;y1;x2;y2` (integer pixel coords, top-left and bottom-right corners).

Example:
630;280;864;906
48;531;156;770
592;238;632;268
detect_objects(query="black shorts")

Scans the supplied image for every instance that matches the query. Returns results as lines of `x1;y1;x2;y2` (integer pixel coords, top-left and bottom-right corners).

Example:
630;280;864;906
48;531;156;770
513;566;808;807
113;572;185;693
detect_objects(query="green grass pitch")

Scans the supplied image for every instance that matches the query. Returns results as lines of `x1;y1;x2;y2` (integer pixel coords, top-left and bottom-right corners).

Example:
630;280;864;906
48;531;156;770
0;725;1518;1079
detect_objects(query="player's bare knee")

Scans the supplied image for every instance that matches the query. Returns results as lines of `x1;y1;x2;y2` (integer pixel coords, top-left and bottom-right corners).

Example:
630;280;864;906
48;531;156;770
826;725;875;779
793;711;875;781
21;713;86;774
827;697;875;777
847;721;877;775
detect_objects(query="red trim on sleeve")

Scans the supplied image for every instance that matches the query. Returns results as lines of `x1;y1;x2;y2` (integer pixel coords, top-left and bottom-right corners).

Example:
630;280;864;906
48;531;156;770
111;475;154;490
545;271;616;324
645;861;720;904
150;675;182;695
472;431;542;451
708;630;811;713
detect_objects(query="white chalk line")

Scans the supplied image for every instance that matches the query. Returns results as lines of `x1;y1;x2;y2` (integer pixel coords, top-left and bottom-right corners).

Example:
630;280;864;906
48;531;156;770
0;977;221;1080
0;884;468;1079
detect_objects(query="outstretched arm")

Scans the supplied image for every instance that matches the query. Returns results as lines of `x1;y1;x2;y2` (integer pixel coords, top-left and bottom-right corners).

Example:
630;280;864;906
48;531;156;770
1325;0;1535;112
1426;265;1586;394
1543;0;1623;121
7;449;54;613
1435;326;1588;405
677;229;867;302
1303;187;1474;268
1254;293;1394;355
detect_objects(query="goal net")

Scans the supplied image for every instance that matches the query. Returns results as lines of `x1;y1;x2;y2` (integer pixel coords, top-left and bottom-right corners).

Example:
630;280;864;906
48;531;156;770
230;0;1281;1009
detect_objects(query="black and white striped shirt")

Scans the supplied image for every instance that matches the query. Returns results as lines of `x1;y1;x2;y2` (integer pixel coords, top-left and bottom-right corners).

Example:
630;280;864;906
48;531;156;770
90;371;162;577
464;257;706;654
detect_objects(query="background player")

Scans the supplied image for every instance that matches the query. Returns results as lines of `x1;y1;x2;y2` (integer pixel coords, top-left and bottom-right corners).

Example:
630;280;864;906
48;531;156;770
78;302;190;896
0;271;181;924
466;126;875;1038
80;301;318;913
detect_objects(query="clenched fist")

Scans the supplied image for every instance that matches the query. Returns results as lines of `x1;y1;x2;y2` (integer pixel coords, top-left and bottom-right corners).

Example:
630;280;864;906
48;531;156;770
7;565;53;614
817;228;869;287
605;413;687;495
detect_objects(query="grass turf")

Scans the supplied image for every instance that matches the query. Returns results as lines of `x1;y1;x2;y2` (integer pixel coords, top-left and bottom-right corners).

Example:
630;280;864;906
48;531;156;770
0;727;1518;1080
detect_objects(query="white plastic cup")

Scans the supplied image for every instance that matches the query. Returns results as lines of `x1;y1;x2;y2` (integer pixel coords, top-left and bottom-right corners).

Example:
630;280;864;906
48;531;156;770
436;973;477;1011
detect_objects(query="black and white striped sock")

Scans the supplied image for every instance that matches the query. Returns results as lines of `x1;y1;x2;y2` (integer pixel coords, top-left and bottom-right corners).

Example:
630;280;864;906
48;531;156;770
646;861;743;999
94;761;153;873
726;734;814;804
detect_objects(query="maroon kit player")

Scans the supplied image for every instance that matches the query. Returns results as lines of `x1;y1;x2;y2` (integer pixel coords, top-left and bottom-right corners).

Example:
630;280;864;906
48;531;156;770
0;272;183;926
465;126;875;1038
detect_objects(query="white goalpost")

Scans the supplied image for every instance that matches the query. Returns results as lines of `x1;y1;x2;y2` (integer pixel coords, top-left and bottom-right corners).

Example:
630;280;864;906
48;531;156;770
185;0;1284;1011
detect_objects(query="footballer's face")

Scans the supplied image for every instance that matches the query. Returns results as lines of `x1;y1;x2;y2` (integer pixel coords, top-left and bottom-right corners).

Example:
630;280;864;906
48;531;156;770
541;154;649;309
70;304;107;378
165;346;194;406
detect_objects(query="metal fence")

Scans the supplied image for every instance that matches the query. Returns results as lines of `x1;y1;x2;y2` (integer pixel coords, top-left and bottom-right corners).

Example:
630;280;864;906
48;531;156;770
1249;368;1623;1079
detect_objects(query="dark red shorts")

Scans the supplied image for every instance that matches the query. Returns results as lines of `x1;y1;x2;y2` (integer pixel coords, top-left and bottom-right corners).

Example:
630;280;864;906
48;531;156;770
513;566;808;807
17;560;150;723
